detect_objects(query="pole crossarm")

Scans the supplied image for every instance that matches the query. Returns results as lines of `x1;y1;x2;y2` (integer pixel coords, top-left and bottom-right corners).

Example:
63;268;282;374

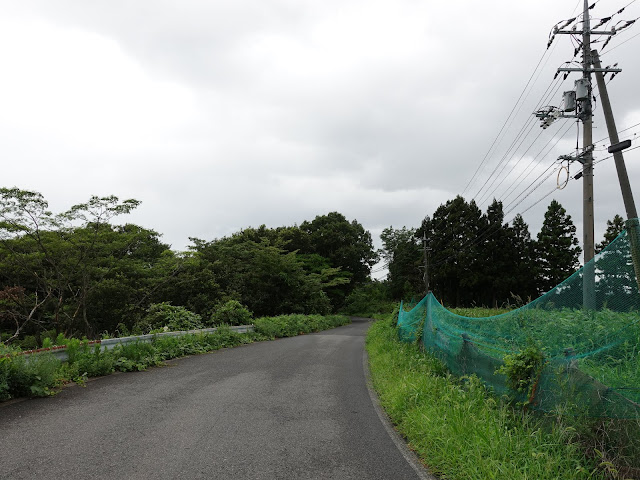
555;30;617;35
534;111;579;119
558;144;593;165
557;67;622;73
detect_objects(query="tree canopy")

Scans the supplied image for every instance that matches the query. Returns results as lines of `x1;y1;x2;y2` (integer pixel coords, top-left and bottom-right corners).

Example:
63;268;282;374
0;189;376;344
379;196;588;307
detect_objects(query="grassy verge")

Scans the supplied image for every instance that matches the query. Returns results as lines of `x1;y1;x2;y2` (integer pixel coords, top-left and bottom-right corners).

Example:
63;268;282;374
0;315;350;402
253;314;350;338
365;317;606;480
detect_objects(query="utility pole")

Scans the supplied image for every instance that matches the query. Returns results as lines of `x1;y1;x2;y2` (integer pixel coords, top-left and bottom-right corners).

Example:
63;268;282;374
537;0;624;308
581;0;596;310
592;49;640;293
423;233;431;294
591;50;638;221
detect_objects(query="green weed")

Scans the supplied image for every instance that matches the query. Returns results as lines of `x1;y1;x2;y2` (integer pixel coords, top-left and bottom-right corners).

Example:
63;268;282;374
366;319;605;480
1;314;351;402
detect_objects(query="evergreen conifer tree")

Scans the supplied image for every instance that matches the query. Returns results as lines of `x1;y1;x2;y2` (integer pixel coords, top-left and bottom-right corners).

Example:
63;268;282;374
380;226;422;299
596;214;625;253
423;196;484;306
536;200;581;292
481;199;514;307
508;214;538;302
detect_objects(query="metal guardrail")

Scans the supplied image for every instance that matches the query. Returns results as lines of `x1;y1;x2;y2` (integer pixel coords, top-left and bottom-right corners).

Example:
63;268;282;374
5;325;255;363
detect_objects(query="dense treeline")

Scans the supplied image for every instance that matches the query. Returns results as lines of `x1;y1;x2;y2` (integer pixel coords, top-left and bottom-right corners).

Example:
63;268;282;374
1;187;626;344
0;188;377;344
381;196;625;307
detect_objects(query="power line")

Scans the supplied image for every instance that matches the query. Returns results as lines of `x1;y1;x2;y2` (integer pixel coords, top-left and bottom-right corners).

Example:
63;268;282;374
500;120;576;204
468;71;562;203
423;2;637;268
475;126;547;207
462;46;555;198
429;183;559;269
472;66;575;207
504;167;558;216
601;29;640;54
594;120;640;144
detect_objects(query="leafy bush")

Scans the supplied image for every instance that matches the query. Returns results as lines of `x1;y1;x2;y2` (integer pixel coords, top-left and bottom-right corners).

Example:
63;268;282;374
0;356;12;401
113;342;161;372
341;282;395;317
253;314;350;339
496;344;546;401
2;353;61;398
209;300;253;326
73;344;115;378
136;303;204;333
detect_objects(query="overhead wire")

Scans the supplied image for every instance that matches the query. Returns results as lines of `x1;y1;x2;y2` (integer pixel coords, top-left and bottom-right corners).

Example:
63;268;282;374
592;144;640;166
467;58;564;205
438;4;585;239
601;29;640;52
501;121;577;205
470;36;587;208
473;72;570;208
415;1;634;273
428;142;565;269
474;0;638;209
426;113;577;269
429;180;559;269
432;116;570;256
428;163;561;270
461;36;562;199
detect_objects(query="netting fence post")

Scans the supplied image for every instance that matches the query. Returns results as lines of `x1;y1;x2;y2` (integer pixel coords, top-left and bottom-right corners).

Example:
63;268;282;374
422;294;432;351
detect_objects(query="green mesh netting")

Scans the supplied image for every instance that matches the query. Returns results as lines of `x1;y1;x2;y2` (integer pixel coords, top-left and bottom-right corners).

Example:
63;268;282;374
397;221;640;418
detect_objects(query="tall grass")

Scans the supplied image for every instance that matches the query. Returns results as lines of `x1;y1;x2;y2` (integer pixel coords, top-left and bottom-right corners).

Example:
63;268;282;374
366;318;606;480
253;314;350;338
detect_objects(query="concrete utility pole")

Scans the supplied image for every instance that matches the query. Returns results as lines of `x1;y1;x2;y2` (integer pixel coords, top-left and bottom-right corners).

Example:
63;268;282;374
422;233;431;294
581;0;596;309
592;49;640;293
540;0;624;307
591;50;638;220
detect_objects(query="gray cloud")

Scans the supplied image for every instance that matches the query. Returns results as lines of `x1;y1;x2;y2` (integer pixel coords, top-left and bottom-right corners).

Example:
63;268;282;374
0;0;638;259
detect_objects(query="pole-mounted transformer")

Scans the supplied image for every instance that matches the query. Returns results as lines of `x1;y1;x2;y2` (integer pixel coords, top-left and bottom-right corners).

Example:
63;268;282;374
574;78;590;100
562;91;576;112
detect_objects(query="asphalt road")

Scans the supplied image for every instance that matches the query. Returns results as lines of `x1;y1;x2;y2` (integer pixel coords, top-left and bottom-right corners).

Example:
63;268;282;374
0;318;429;479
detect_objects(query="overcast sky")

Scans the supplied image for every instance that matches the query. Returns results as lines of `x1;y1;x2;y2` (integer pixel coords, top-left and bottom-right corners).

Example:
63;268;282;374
1;0;639;276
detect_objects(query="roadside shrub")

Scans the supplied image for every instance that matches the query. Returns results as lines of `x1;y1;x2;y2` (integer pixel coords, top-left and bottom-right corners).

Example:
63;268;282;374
209;300;253;326
112;342;161;372
496;344;546;398
254;314;349;339
136;303;204;333
74;344;115;378
1;314;350;402
0;356;12;401
342;282;395;317
4;353;61;398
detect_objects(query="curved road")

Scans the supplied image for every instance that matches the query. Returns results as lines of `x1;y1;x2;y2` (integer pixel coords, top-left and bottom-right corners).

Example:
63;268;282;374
1;318;430;479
